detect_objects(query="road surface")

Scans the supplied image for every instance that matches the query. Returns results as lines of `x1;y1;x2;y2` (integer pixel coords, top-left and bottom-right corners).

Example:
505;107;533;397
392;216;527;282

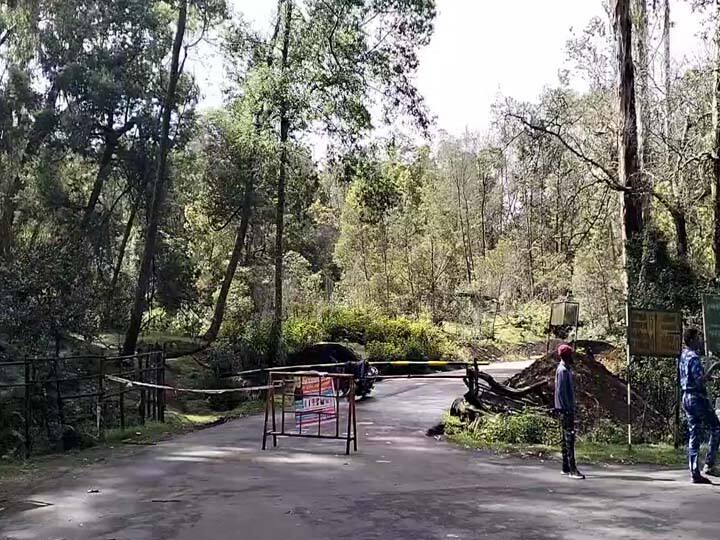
1;360;718;540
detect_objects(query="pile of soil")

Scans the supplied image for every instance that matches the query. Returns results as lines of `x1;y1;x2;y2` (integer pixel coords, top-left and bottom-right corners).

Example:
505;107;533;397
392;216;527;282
505;349;667;437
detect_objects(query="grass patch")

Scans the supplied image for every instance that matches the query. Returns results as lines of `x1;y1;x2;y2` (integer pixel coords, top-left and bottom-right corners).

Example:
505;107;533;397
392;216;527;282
443;413;687;467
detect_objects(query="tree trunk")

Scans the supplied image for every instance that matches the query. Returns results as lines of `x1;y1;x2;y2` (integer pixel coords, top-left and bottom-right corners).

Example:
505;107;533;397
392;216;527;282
0;84;59;256
479;174;487;257
359;227;370;281
713;0;720;279
663;0;672;169
462;181;475;276
615;0;644;245
454;175;472;283
122;1;187;355
108;197;139;305
268;0;293;366
672;209;689;259
82;141;115;227
381;222;391;311
524;184;535;298
633;0;652;221
429;235;437;322
204;178;254;342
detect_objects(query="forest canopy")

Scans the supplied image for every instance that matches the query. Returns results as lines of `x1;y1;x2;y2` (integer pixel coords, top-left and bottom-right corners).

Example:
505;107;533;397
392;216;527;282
0;0;718;362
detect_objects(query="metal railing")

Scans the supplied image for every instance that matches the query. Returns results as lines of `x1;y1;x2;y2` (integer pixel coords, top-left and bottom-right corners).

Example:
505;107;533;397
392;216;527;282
0;351;166;457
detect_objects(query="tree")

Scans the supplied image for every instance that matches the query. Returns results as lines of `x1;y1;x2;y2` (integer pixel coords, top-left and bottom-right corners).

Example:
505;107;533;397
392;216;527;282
122;0;189;355
614;0;644;289
202;105;270;342
713;0;720;278
246;0;436;364
633;0;652;221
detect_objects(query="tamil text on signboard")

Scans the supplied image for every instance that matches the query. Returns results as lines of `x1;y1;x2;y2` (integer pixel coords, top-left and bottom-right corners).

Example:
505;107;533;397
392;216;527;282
627;309;682;357
294;376;338;432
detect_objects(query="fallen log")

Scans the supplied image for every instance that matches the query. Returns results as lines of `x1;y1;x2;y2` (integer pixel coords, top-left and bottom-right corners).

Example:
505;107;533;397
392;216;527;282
476;371;547;398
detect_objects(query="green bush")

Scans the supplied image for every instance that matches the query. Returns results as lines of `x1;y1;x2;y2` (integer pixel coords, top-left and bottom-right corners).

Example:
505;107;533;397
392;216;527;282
283;316;326;353
319;307;453;361
583;418;627;445
320;307;376;343
365;340;404;361
469;411;560;446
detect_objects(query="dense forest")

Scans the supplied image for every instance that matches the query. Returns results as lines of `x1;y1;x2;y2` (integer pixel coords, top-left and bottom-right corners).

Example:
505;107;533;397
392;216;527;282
1;0;719;366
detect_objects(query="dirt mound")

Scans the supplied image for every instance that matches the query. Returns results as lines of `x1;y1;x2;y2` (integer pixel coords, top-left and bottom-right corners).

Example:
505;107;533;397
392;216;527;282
505;351;666;437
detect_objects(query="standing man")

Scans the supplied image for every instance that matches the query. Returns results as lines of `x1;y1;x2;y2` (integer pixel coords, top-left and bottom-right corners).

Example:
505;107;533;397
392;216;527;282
680;327;720;484
555;344;585;479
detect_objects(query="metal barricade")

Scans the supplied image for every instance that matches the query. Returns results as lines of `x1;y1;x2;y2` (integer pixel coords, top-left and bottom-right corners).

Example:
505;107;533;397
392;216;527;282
262;371;358;455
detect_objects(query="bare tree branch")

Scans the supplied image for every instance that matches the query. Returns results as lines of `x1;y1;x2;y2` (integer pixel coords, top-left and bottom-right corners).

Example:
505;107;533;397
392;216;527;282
506;112;626;192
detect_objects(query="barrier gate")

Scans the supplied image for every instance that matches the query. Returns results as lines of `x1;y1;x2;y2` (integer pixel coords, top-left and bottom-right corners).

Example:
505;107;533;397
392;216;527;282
262;371;358;455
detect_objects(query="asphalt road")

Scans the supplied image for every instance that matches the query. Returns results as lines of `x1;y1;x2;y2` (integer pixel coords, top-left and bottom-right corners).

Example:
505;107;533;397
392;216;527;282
2;360;720;540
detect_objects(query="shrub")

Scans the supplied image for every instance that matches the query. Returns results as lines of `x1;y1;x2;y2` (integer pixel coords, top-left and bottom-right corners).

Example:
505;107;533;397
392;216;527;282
283;316;326;354
583;418;626;445
320;307;376;343
469;411;560;446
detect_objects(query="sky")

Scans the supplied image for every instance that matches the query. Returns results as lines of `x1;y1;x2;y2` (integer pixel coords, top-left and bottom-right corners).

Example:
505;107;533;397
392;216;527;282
189;0;708;139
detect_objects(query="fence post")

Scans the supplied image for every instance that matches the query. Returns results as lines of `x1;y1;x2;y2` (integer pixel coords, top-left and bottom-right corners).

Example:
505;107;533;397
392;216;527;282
152;351;158;421
24;356;32;459
160;350;166;422
119;386;126;431
97;357;105;440
53;357;65;427
137;354;145;425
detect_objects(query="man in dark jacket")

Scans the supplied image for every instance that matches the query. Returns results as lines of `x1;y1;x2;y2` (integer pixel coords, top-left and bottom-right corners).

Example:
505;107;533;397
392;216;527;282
680;327;720;484
555;344;584;479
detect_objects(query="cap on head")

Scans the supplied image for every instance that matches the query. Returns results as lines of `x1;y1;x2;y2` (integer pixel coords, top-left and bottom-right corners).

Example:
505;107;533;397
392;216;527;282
557;344;573;360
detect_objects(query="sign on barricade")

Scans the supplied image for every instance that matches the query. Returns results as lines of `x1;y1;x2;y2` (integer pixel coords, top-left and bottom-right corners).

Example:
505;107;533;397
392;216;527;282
294;376;337;430
262;371;358;455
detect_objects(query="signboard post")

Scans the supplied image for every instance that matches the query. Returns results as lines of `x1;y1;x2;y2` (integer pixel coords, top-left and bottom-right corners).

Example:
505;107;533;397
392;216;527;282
626;307;682;448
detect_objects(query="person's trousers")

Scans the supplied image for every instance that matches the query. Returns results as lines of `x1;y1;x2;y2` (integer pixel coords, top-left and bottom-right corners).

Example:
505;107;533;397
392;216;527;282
683;393;720;476
560;412;577;472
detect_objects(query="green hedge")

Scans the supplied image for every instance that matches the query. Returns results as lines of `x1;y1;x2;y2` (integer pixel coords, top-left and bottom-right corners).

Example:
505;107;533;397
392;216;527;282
321;308;453;361
447;410;561;446
214;308;456;373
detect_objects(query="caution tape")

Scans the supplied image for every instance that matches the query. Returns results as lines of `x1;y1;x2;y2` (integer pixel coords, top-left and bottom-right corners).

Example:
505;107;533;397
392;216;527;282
233;359;487;377
105;374;276;394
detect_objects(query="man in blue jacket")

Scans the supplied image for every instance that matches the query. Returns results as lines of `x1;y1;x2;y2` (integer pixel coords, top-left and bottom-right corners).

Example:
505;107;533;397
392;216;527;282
680;327;720;484
555;344;584;479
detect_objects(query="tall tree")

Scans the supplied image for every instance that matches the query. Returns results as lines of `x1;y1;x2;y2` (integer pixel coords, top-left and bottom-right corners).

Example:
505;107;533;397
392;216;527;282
713;0;720;278
122;0;188;354
633;0;652;221
615;0;644;290
268;0;293;365
252;0;436;363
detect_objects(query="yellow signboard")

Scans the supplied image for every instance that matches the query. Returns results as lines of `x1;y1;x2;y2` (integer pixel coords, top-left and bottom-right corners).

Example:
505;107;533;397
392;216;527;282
628;309;682;357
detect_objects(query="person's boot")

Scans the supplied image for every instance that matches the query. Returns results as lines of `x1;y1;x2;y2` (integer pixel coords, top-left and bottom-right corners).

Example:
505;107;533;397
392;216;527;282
692;473;712;484
689;455;708;484
568;469;585;480
702;464;720;477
